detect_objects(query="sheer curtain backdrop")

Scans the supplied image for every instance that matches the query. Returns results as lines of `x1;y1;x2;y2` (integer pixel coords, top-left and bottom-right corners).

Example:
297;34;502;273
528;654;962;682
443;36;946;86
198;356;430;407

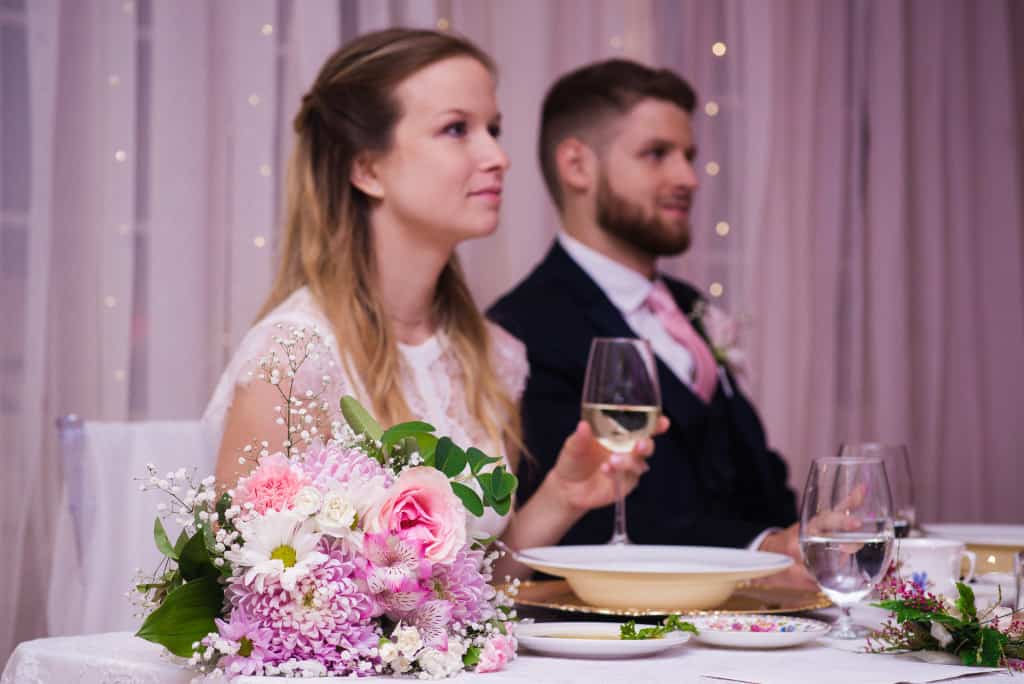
1;0;1022;665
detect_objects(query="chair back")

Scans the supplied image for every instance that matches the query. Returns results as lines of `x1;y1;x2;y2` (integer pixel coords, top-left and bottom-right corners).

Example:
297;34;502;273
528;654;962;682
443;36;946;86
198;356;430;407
48;418;214;635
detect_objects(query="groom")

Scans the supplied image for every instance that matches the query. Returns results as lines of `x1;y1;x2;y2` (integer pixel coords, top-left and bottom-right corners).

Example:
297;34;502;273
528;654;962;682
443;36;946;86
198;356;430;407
489;59;808;584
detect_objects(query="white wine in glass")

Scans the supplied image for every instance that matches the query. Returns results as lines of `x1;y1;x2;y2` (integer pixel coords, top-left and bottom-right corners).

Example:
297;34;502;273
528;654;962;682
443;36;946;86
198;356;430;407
580;403;661;453
581;338;661;546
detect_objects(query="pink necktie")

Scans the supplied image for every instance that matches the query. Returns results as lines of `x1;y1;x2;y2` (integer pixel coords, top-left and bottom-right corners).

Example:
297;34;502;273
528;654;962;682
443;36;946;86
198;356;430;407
645;280;718;403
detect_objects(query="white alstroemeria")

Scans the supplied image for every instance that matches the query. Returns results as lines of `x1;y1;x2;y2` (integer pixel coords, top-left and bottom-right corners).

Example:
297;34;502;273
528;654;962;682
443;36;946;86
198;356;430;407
390;656;412;674
394;625;423;658
930;621;954;648
224;509;326;592
292;486;323;516
416;648;449;678
379;641;399;663
316;490;359;536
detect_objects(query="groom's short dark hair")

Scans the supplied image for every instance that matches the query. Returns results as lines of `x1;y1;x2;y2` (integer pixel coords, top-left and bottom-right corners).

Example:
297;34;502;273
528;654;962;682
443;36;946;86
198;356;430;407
539;59;697;209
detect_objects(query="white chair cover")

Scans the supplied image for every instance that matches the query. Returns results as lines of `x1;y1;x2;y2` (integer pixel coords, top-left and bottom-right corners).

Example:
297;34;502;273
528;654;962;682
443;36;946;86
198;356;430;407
47;418;214;636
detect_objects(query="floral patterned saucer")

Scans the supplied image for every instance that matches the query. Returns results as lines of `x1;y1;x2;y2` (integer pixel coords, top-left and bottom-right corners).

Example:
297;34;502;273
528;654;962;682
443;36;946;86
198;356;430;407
690;615;830;649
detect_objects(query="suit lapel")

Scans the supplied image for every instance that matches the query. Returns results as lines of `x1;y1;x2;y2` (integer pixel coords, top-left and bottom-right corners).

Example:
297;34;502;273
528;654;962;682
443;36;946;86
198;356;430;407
541;244;712;433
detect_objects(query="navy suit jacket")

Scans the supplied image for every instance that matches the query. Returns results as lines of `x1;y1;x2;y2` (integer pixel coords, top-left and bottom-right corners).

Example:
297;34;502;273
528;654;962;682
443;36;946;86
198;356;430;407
488;242;797;547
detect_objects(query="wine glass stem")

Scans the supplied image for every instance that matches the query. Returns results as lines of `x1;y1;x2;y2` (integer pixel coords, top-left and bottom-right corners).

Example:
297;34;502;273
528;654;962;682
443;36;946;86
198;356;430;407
834;606;855;638
609;459;630;545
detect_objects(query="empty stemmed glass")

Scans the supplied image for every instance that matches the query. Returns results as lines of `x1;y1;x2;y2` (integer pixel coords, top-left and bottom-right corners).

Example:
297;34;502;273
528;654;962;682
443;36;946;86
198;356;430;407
840;443;915;537
799;456;896;639
581;337;661;546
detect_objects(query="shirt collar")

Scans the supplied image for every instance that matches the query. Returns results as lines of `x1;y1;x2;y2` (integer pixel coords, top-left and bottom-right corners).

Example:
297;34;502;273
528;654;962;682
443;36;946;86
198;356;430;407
557;231;655;315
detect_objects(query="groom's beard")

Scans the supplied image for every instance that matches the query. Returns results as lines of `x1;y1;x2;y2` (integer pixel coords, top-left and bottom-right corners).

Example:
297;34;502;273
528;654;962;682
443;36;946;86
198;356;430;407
595;175;691;257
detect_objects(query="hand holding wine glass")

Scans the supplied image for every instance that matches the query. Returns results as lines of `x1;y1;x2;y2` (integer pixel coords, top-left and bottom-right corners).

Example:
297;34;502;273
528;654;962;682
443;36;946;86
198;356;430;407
799;456;895;639
581;337;662;545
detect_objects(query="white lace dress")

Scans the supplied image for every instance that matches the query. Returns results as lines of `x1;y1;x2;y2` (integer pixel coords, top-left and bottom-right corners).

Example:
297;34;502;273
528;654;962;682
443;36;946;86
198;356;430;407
203;287;528;539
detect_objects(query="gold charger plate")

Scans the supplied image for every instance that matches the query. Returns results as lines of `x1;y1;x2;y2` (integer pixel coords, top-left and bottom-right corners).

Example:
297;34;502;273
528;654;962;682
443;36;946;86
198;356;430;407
512;579;831;617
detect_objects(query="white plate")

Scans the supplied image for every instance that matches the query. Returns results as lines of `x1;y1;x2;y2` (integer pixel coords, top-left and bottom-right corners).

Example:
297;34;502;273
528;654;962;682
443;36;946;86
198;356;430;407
516;621;691;658
923;523;1024;548
689;615;830;649
515;545;792;611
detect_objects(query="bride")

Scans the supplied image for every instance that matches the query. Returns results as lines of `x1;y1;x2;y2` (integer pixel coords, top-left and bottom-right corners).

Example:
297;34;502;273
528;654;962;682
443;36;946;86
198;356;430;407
204;28;667;576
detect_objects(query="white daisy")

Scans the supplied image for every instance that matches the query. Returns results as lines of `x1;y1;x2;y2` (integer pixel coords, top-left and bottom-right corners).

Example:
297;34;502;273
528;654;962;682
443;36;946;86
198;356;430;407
226;509;326;592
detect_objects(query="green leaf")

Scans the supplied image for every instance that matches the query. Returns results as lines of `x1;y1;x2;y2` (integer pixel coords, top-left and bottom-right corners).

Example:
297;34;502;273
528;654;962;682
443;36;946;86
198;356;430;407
340;395;383;440
979;627;1009;667
153;518;177;560
135;576;224;658
872;601;962;626
619;614;698;640
462;646;481;668
434;438;468;478
215;492;232;529
490;466;517;500
381;421;436;453
491;493;513;516
178;532;217;582
415;433;438;461
466;447;500;475
451;481;484;517
173;529;189;556
955;582;978;621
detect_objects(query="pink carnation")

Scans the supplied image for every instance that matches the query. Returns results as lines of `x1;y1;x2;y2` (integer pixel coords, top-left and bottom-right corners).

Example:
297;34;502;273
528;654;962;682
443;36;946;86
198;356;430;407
366;467;466;565
235;452;309;515
475;632;516;673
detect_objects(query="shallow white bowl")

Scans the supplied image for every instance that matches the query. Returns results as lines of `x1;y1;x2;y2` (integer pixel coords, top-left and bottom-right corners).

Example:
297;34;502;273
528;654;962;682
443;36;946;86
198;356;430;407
516;621;691;658
516;545;792;611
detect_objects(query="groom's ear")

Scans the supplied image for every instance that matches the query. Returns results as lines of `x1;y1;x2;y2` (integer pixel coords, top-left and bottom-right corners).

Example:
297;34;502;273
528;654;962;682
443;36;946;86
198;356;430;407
350;152;385;200
555;137;598;196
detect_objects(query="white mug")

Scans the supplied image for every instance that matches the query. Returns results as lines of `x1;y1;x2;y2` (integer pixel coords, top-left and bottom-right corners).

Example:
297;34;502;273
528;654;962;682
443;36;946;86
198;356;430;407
896;538;976;597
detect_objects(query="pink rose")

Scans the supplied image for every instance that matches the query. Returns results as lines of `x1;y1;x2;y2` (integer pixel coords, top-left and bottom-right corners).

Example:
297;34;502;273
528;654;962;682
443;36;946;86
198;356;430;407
367;467;466;565
235;452;310;515
475;633;516;673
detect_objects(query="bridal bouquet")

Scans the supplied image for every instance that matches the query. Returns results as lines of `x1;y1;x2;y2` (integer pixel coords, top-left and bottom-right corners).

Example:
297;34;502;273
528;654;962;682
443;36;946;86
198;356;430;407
869;566;1024;670
133;327;519;679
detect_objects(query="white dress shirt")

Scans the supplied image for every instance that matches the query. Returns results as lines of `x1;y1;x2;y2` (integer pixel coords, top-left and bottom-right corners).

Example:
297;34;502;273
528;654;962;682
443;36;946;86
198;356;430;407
557;231;697;389
557;232;778;550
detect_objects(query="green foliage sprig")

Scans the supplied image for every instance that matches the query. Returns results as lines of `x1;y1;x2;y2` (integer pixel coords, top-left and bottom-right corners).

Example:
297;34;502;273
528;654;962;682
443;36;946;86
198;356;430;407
619;614;698;640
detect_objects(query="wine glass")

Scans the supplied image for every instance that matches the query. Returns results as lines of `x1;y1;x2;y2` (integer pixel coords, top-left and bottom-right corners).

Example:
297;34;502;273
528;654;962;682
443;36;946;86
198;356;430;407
799;456;895;639
840;443;915;537
581;337;661;545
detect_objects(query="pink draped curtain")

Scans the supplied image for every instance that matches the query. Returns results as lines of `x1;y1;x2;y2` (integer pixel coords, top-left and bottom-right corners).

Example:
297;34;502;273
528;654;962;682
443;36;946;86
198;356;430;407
1;0;1021;664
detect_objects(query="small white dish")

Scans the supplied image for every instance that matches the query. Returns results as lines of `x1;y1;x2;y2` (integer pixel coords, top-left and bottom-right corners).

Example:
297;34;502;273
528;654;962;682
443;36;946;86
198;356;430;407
689;615;830;649
516;621;691;659
515;545;792;611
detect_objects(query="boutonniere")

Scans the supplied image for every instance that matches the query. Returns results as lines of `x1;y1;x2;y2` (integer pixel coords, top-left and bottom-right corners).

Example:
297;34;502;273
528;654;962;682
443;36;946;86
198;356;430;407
688;299;749;379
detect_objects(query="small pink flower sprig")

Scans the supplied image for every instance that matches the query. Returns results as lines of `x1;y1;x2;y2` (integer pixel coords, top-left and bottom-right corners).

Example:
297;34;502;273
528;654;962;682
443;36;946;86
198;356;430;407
688;299;749;379
868;563;1024;670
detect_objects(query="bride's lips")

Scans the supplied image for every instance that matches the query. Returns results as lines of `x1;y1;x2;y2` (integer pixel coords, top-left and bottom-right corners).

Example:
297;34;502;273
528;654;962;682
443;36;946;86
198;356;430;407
469;185;502;203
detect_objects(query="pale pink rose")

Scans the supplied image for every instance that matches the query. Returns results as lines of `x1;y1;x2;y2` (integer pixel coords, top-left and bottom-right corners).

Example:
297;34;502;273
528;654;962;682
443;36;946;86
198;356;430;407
703;304;739;349
367;467;466;565
235;452;310;515
475;633;516;673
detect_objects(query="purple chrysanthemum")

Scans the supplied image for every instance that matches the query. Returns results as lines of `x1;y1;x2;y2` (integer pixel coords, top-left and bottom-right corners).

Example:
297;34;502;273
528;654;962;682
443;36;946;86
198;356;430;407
301;440;393;489
431;546;495;625
226;537;381;676
211;608;274;676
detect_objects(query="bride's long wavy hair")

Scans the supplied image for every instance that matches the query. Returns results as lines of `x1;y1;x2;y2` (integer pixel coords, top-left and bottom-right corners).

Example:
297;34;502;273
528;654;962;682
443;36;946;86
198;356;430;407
257;28;521;463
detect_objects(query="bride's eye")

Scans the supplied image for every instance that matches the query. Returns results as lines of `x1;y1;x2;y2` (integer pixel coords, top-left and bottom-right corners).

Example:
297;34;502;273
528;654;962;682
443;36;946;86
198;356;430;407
442;121;468;138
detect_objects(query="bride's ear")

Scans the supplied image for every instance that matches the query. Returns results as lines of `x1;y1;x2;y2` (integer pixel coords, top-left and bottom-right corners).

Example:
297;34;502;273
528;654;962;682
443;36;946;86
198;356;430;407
350;152;385;199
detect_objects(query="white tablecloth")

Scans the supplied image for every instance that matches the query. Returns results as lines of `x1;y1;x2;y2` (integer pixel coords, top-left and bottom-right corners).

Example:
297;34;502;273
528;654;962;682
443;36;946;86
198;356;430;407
2;627;1009;684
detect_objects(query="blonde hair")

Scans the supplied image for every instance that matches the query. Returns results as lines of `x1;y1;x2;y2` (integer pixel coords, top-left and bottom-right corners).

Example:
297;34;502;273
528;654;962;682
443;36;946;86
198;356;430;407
257;28;521;463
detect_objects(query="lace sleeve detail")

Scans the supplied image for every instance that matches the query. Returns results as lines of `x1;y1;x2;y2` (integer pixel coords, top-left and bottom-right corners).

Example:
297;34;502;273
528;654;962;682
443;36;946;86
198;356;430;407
487;321;529;401
203;291;352;452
